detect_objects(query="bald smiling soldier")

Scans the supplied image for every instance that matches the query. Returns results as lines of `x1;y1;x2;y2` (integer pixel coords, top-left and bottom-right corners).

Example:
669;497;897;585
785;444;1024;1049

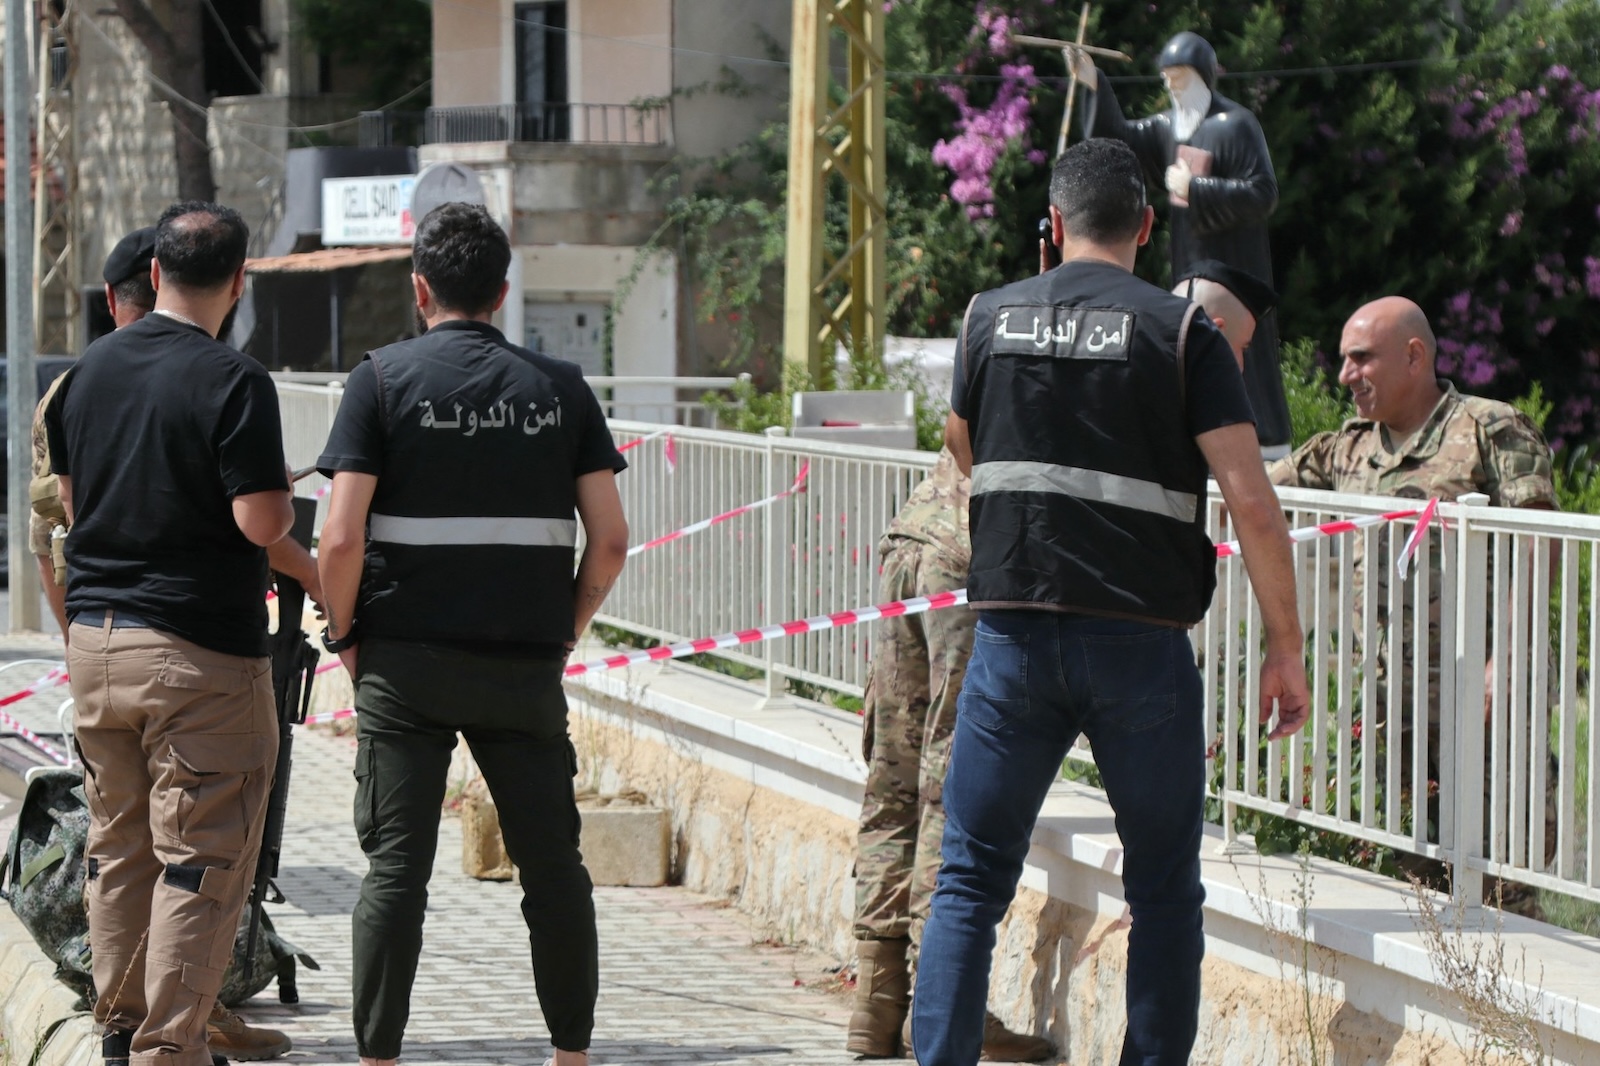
1268;294;1558;918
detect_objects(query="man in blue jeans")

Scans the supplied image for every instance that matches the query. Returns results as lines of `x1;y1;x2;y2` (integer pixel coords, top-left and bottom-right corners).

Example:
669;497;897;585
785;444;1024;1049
919;138;1311;1066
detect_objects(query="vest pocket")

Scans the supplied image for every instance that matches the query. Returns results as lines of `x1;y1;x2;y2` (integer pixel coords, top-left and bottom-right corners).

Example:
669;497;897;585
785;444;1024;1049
1082;630;1177;733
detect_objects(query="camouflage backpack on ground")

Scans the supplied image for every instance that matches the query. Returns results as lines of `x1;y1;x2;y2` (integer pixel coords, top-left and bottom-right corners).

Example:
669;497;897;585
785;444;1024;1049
1;767;318;1009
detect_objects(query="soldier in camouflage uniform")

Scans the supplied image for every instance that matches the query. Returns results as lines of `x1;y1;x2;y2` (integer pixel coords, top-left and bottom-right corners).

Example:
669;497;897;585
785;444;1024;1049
847;447;1051;1061
1268;296;1557;915
31;372;73;637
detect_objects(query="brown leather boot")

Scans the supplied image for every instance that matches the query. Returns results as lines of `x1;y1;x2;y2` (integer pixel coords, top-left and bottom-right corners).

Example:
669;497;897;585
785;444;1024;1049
979;1011;1055;1062
846;937;911;1057
207;1003;292;1061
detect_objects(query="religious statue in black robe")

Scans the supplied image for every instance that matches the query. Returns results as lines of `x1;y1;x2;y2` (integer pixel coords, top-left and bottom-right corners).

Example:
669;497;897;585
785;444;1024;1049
1080;31;1290;450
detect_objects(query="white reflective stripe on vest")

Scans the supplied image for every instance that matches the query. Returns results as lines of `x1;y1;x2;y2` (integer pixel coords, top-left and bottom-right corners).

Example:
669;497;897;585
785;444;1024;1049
368;513;578;547
970;460;1198;523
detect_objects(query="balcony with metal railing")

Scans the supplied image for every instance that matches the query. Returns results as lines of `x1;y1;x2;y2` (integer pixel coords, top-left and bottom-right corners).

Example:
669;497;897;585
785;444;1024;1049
358;101;671;149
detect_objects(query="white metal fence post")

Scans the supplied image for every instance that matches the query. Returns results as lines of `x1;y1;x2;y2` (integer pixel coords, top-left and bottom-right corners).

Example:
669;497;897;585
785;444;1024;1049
762;426;787;705
1452;493;1490;907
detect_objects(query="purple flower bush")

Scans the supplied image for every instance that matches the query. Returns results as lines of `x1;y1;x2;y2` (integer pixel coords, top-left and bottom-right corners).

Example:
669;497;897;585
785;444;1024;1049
929;6;1047;219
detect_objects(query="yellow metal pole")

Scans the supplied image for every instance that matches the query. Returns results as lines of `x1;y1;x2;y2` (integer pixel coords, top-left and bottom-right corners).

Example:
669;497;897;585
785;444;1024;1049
783;0;887;388
855;0;886;371
782;0;827;383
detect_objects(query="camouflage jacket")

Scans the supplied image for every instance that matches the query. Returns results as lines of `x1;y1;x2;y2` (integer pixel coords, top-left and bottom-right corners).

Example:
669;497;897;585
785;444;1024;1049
1267;381;1556;508
881;447;970;568
30;373;69;524
28;372;69;557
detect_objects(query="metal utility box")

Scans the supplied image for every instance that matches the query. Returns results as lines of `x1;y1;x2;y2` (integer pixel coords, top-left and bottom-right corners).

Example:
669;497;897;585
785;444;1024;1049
790;390;916;450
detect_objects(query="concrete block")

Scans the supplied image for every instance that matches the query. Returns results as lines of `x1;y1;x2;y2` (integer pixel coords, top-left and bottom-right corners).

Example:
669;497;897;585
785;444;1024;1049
460;782;514;882
0;906;85;1066
578;800;669;888
38;1019;98;1066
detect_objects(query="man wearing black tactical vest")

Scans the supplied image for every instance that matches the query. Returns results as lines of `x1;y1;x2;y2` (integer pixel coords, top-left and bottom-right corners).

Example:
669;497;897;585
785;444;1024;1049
315;202;629;1066
912;140;1311;1066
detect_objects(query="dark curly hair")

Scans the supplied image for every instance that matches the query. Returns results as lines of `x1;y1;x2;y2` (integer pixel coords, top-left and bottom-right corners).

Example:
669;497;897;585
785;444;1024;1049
1048;139;1148;245
412;202;512;315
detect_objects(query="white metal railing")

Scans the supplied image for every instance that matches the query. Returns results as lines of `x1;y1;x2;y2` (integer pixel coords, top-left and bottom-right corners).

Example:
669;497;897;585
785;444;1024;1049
274;380;343;529
584;376;742;428
602;421;933;697
602;424;1598;909
273;391;1599;909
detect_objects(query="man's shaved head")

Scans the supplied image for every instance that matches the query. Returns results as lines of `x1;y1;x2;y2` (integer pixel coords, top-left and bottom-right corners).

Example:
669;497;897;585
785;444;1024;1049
1348;296;1437;363
1174;278;1255;367
1338;295;1444;435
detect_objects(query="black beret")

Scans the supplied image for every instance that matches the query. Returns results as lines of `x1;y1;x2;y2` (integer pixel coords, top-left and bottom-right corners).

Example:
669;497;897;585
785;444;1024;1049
102;226;158;287
1177;259;1277;321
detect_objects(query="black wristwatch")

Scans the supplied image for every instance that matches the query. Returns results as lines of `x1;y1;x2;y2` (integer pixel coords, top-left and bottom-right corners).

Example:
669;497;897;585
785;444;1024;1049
321;623;360;653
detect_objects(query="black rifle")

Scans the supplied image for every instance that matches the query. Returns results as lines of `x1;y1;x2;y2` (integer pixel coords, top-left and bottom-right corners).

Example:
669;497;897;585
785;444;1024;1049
244;495;319;1003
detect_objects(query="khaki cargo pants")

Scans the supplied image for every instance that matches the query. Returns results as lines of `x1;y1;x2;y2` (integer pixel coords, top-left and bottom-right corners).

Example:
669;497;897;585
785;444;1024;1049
68;615;276;1066
853;538;972;949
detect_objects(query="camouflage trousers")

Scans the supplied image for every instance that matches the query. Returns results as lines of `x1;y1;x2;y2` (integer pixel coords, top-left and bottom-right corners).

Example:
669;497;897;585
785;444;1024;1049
852;538;972;947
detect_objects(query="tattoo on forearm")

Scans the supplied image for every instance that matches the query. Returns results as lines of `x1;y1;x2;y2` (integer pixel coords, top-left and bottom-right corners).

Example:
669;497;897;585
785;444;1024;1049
327;609;341;636
584;580;614;609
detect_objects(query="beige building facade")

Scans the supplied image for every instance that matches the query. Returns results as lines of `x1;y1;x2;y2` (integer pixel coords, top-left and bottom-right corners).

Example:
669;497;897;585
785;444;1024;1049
0;0;369;349
424;0;790;409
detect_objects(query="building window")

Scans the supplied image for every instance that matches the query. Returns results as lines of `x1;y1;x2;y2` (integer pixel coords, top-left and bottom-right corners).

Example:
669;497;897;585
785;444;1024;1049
204;0;265;98
515;2;569;140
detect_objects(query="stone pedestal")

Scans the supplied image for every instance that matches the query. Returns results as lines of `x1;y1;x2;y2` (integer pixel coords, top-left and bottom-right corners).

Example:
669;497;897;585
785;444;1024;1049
459;785;670;887
577;796;670;887
460;781;515;881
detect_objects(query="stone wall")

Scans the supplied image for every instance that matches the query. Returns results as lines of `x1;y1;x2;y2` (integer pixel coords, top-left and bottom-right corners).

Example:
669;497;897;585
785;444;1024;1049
420;141;675;249
75;11;180;283
571;686;859;958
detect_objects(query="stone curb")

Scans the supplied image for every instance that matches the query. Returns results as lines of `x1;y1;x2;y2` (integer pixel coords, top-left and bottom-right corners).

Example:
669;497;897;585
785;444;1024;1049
0;905;96;1066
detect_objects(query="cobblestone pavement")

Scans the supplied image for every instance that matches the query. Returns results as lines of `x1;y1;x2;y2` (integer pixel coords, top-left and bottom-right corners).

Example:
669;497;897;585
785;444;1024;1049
0;637;861;1066
247;723;858;1066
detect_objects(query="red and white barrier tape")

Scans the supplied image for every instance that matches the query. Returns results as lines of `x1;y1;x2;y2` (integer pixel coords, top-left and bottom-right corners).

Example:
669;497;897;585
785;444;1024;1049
304;707;356;726
0;667;72;764
627;461;810;558
1394;498;1440;579
618;431;677;471
1214;500;1438;577
564;587;965;678
617;429;667;454
297;498;1442;705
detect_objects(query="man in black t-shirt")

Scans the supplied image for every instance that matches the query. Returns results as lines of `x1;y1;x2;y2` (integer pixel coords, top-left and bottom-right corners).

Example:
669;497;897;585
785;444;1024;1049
912;141;1310;1066
31;222;298;1062
45;202;298;1066
316;203;628;1066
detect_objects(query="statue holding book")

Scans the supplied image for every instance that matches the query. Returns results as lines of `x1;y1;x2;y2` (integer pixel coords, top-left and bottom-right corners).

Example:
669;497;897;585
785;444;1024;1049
1075;31;1291;454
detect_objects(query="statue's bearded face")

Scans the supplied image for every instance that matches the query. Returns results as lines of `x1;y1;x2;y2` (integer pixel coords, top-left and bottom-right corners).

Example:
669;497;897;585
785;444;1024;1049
1162;64;1210;141
1161;65;1198;93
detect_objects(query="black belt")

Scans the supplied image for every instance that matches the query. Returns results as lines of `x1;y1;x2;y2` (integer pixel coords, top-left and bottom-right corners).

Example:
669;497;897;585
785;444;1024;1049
71;608;158;630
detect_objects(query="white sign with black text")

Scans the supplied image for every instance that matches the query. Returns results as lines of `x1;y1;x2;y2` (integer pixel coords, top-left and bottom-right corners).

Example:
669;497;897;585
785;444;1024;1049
321;175;417;245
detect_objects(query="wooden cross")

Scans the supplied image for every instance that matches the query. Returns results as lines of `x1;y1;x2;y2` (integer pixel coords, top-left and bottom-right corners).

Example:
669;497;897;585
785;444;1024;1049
1012;5;1132;159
